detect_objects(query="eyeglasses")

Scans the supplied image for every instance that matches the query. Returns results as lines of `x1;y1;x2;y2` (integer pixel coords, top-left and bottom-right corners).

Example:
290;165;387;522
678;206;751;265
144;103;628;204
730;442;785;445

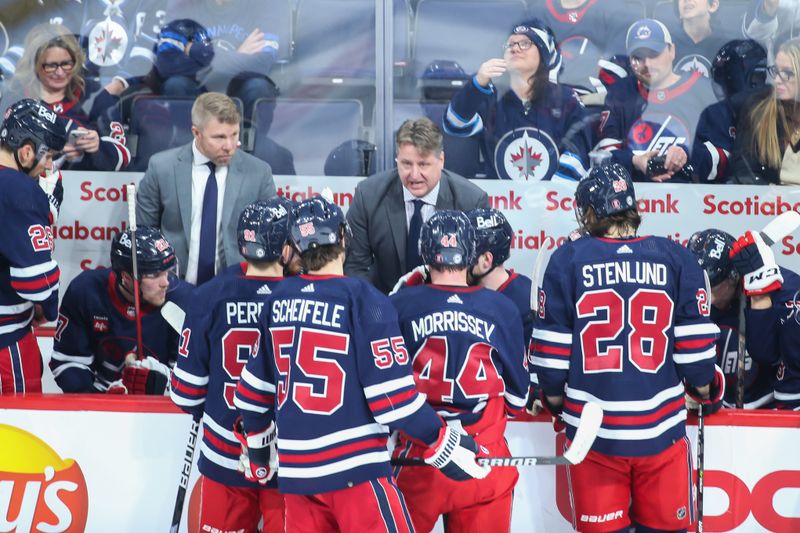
503;40;534;52
768;65;796;82
41;60;75;74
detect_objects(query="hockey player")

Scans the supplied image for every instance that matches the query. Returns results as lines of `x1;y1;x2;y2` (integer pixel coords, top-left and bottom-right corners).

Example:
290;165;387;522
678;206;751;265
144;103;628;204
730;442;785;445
50;227;192;394
234;196;489;532
688;229;774;408
390;210;528;533
531;163;723;533
0;98;68;394
730;229;800;410
171;198;293;533
596;19;717;182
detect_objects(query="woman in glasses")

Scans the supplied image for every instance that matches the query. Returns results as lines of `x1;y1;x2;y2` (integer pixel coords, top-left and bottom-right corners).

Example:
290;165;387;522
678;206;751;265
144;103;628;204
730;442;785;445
4;23;130;172
443;18;592;181
730;38;800;184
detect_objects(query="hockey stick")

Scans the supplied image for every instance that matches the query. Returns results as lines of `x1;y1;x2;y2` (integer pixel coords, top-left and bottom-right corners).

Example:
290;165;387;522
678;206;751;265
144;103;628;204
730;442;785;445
161;301;187;334
696;403;705;533
530;236;554;313
169;416;200;533
393;402;603;467
735;210;800;407
127;184;144;360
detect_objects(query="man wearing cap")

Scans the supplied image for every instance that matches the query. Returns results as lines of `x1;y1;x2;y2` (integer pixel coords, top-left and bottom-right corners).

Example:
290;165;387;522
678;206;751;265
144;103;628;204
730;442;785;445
595;18;717;182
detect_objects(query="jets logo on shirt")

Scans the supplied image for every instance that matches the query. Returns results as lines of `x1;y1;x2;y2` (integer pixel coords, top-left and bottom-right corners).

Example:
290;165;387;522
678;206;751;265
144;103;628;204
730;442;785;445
494;127;559;181
627;115;689;155
88;17;129;67
676;55;712;78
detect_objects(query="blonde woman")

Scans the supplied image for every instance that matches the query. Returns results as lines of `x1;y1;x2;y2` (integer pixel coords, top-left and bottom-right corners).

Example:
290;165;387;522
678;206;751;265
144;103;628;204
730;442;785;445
5;23;130;171
730;38;800;184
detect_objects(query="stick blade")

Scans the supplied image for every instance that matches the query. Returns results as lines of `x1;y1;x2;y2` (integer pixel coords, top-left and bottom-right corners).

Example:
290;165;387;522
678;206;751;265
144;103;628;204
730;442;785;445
530;240;554;312
562;402;603;465
761;210;800;246
161;301;186;333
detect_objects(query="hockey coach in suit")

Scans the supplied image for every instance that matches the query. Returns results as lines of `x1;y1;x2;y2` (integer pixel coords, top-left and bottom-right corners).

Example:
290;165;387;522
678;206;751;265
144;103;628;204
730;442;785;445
345;117;489;293
136;92;276;285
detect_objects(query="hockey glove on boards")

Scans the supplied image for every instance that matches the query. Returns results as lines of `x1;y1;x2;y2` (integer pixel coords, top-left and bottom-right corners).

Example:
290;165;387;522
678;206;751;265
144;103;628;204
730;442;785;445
122;355;171;395
423;425;490;481
730;231;783;296
685;365;725;416
233;418;277;485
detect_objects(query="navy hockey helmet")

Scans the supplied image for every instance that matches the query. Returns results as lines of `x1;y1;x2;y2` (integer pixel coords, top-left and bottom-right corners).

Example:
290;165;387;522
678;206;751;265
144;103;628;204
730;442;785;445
419;210;477;268
711;39;767;100
157;18;211;54
575;162;637;220
289;196;348;254
111;227;177;277
466;208;513;266
0;98;70;155
687;229;737;287
238;197;293;262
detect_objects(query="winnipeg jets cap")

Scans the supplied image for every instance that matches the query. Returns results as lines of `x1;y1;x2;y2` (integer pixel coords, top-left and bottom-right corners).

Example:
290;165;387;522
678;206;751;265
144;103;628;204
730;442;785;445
626;19;673;55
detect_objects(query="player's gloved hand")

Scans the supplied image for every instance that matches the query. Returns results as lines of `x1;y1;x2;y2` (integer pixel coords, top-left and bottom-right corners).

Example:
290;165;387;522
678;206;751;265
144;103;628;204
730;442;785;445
540;392;566;432
423;425;491;481
122;356;171;395
730;231;783;296
233;418;277;484
39;169;63;225
390;265;430;295
106;379;128;394
685;365;725;416
525;384;543;416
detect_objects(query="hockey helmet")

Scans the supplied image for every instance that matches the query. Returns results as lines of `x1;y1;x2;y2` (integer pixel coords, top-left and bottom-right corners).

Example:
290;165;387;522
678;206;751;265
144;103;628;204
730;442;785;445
466;208;513;266
711;39;767;100
157;18;211;54
419;210;477;268
575;162;637;221
687;229;737;287
509;19;562;81
237;197;293;262
289;196;348;254
0;98;70;156
110;227;177;277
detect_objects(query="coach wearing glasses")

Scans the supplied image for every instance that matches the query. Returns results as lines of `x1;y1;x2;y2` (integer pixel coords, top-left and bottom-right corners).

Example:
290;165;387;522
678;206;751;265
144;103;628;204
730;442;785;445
3;22;130;171
730;38;800;184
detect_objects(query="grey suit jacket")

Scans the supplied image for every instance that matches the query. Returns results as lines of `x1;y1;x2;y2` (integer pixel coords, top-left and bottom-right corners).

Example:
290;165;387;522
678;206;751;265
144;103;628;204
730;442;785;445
344;168;489;293
136;143;276;276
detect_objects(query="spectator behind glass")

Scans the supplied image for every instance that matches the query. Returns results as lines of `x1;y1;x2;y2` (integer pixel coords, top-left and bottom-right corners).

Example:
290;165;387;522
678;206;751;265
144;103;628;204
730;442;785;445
694;39;768;183
160;0;281;123
730;38;800;185
596;19;717;182
4;23;130;171
665;0;735;78
535;0;637;95
745;0;800;60
443;18;592;181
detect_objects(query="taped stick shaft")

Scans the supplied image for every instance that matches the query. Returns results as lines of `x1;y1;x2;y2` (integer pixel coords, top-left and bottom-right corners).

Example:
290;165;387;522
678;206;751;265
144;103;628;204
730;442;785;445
126;184;144;360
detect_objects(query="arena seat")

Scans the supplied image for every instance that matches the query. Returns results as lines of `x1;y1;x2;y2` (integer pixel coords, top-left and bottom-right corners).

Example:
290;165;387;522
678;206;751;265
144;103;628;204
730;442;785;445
394;100;484;178
252;98;364;176
413;0;528;78
126;95;243;172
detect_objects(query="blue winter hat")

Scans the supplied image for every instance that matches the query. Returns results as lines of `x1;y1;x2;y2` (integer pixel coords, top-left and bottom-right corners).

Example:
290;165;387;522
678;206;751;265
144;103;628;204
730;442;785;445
626;19;673;55
510;19;562;83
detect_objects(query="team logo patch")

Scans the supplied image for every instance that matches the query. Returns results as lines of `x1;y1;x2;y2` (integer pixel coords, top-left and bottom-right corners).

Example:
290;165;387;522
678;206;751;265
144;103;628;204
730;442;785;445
635;25;651;40
676;506;687;520
88;18;129;67
299;222;315;237
676;54;712;78
494;127;559;181
92;316;109;333
627;115;690;156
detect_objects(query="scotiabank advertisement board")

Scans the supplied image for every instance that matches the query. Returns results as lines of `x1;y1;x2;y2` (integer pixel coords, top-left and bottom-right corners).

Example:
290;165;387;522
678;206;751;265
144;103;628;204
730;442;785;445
54;172;800;293
1;398;798;532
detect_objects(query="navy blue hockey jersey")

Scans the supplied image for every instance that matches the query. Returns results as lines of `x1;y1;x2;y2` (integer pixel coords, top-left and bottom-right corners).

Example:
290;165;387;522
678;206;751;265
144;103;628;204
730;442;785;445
444;78;592;181
171;262;281;487
50;268;192;392
597;72;718;181
745;268;800;409
497;269;534;346
0;167;60;347
235;274;443;495
391;284;528;423
531;236;719;456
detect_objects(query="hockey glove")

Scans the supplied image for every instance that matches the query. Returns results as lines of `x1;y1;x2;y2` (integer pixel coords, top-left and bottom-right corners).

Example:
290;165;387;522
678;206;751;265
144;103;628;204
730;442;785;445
233;418;277;485
685;365;725;416
106;379;128;394
390;265;430;295
540;392;566;433
525;384;543;416
730;231;783;296
423;425;490;481
39;169;63;225
122;356;171;395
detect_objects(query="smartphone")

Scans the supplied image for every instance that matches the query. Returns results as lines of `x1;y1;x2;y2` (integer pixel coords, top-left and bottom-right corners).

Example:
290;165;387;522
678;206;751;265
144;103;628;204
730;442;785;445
68;130;87;143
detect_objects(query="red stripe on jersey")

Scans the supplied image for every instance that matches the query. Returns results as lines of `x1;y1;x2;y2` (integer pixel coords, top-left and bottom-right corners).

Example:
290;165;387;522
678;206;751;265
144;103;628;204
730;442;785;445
566;397;684;426
717;148;729;179
11;269;59;290
280;437;387;465
171;377;207;398
377;477;414;533
368;388;417;412
674;337;715;350
531;342;570;357
237;381;274;405
203;426;239;455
